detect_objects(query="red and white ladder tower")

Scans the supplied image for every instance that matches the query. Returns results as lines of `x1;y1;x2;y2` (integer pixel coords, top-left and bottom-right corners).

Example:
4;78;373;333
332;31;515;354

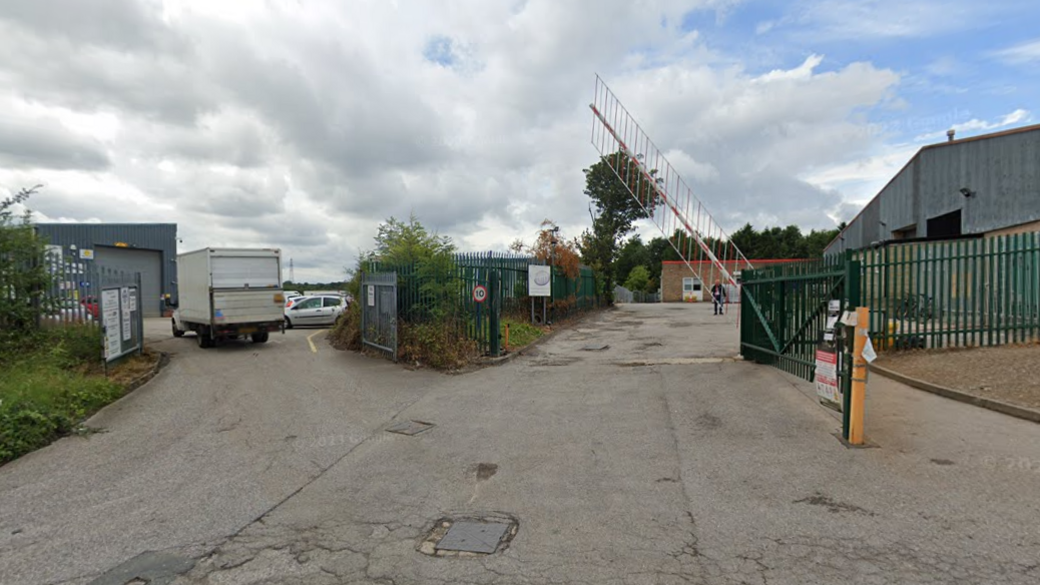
589;75;753;296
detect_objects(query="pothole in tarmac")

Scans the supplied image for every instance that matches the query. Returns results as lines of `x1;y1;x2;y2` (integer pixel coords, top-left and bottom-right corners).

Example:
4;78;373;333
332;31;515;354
418;513;519;557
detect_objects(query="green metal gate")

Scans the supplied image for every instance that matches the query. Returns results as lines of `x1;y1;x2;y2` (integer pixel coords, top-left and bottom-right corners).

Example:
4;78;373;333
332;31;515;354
740;252;861;435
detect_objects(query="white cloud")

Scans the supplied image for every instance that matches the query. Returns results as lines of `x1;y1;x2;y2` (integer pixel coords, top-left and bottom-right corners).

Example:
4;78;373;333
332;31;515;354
766;0;1010;41
0;0;909;281
913;108;1032;142
992;38;1040;64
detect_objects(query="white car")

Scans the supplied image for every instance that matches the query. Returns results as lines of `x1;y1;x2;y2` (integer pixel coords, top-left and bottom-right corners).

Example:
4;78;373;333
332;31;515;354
283;295;347;328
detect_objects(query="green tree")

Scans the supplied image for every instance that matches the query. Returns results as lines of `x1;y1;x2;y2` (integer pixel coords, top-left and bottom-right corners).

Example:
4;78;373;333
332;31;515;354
623;265;650;292
579;152;658;301
0;186;52;340
363;215;457;321
615;236;649;286
372;214;455;264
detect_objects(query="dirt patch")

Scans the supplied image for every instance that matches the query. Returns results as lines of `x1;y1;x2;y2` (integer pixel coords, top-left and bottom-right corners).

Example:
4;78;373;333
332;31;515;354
876;344;1040;412
107;350;163;387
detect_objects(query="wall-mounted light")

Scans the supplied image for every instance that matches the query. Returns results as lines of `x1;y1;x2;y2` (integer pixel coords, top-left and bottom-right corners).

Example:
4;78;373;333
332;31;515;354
959;187;976;198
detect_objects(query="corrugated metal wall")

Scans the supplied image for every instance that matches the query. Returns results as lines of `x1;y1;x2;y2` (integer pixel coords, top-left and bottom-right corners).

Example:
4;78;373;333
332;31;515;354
34;223;178;316
827;126;1040;254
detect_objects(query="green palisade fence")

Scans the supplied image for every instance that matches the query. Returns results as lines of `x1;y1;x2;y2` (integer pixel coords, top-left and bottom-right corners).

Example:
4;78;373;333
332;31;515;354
739;252;855;382
365;252;601;356
855;232;1040;351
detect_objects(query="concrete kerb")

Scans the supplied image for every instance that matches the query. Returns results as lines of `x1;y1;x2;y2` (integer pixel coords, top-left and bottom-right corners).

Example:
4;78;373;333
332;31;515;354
870;363;1040;425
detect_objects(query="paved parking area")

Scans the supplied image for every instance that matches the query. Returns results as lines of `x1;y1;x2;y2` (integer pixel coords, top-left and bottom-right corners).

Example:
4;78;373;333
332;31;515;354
2;304;1039;584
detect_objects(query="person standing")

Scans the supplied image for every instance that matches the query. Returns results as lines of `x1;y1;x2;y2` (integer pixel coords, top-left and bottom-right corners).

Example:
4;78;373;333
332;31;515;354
711;280;727;315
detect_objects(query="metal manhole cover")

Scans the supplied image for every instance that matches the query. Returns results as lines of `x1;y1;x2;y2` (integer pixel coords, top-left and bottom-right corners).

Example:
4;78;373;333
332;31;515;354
435;521;511;554
385;420;435;436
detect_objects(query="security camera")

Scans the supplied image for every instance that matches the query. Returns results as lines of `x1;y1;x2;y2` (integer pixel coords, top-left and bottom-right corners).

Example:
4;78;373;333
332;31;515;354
959;187;975;198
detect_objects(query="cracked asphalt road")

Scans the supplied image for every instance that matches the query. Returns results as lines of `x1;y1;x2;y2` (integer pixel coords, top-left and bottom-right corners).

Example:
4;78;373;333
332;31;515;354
3;304;1040;584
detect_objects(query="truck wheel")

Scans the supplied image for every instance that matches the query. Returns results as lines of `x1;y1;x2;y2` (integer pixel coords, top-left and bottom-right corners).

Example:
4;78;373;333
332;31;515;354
172;319;184;338
197;329;214;348
284;317;293;329
252;332;270;343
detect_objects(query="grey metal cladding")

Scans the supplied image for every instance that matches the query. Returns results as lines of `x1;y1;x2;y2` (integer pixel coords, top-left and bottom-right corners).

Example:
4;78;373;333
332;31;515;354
826;125;1040;254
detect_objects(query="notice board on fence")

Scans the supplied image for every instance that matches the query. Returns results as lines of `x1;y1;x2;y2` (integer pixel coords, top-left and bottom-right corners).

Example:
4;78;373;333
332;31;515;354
102;285;141;362
815;347;841;411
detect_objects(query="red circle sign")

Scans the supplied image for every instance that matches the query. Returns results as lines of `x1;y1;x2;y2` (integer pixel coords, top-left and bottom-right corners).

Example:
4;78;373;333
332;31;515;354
472;285;488;303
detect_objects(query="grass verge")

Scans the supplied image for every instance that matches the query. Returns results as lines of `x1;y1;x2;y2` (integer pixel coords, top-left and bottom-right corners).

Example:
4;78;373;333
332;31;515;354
0;325;157;465
501;318;544;351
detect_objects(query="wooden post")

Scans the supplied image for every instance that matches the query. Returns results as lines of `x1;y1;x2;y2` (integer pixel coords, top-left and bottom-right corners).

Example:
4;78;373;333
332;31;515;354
849;306;870;445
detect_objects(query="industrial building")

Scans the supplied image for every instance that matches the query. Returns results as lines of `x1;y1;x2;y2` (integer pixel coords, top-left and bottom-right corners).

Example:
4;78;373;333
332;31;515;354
34;223;178;317
825;124;1040;255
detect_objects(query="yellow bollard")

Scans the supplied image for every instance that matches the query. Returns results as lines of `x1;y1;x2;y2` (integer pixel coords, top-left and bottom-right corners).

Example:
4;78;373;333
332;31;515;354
849;307;870;445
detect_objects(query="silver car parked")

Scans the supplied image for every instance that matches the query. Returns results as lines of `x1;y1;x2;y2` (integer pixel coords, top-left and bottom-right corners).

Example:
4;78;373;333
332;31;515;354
283;295;347;328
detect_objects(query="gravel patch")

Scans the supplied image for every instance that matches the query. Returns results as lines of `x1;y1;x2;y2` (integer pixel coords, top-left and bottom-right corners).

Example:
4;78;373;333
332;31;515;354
876;344;1040;412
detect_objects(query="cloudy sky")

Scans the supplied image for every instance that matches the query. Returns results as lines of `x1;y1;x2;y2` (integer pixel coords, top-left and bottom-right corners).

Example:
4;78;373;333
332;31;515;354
1;0;1037;281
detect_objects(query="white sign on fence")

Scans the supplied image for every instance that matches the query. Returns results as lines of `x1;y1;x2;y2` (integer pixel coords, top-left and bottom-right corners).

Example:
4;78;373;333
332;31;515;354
102;289;122;359
121;287;132;341
528;265;551;297
367;285;375;307
815;348;841;410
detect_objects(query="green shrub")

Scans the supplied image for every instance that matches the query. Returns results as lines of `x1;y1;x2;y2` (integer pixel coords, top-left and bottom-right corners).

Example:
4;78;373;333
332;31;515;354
398;318;477;370
0;328;119;465
329;301;362;350
48;324;103;369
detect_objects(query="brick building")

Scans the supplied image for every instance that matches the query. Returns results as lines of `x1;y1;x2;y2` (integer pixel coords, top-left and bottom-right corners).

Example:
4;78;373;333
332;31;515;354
661;259;804;303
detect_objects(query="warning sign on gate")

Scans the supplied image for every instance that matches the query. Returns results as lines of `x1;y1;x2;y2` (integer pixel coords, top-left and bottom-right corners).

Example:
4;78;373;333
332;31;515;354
472;284;488;303
815;348;841;411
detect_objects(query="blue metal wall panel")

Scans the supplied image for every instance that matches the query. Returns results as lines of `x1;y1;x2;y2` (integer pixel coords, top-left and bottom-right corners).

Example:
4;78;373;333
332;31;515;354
34;224;178;309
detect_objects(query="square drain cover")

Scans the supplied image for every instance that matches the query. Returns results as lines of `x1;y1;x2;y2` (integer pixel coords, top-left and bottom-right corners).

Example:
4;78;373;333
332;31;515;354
435;521;510;554
386;420;434;436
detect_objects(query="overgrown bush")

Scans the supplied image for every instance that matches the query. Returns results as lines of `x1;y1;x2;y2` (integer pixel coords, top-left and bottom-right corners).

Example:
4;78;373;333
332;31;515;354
398;318;477;370
1;187;54;339
329;301;362;351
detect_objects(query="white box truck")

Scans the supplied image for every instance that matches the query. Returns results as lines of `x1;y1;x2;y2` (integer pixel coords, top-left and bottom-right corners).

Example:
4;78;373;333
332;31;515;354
170;248;285;347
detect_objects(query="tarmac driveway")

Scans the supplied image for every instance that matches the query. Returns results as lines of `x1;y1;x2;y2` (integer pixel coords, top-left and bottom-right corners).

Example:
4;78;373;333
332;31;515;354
0;323;436;585
2;305;1039;585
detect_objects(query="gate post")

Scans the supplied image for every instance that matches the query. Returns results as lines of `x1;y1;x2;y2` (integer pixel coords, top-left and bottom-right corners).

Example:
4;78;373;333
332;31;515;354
841;251;862;441
489;270;501;357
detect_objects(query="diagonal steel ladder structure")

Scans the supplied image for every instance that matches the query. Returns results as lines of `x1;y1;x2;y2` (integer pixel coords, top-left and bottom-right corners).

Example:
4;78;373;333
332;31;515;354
589;75;753;291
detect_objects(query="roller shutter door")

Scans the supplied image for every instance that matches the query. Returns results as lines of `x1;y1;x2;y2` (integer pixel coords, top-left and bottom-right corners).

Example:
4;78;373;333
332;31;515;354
94;247;163;317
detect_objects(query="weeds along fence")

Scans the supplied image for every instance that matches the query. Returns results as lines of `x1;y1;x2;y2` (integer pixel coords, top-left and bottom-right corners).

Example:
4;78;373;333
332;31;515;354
364;252;601;355
856;232;1040;351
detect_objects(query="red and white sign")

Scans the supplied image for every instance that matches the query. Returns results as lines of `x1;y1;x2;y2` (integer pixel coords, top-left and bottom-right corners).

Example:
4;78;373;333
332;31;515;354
815;349;841;409
472;284;488;303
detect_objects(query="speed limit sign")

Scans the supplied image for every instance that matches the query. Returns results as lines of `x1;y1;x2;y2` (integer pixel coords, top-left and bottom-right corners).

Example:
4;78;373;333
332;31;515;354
472;284;488;303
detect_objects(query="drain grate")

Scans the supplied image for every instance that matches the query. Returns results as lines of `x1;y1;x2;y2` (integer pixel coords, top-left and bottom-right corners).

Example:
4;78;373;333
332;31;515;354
435;521;511;554
580;343;610;351
386;420;435;436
